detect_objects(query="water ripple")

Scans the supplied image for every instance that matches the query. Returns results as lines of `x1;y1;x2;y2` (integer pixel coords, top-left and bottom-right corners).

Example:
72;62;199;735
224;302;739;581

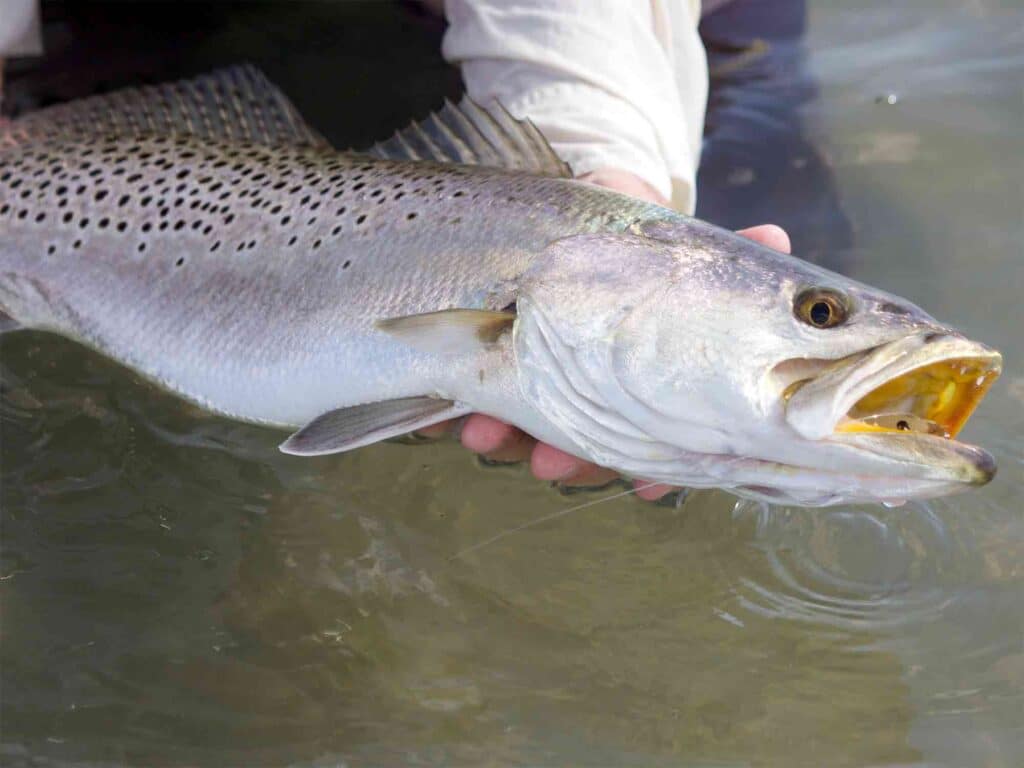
728;499;964;631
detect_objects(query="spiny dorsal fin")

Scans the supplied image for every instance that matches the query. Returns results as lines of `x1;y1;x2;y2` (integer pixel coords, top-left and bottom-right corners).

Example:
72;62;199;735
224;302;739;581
5;65;330;149
376;309;516;355
279;397;468;456
367;97;571;177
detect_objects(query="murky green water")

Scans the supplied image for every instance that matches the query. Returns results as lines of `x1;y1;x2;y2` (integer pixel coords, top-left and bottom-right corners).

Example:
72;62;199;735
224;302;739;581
2;1;1022;766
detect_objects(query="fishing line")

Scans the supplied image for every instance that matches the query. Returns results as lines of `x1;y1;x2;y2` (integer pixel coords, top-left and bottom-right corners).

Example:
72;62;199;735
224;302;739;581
449;480;664;561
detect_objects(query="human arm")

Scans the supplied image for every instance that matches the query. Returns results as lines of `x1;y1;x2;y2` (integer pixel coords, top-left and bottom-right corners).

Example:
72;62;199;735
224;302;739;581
441;0;706;214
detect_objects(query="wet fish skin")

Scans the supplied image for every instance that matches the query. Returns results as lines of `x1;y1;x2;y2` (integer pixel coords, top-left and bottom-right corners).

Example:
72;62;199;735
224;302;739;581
0;130;657;427
0;69;1001;506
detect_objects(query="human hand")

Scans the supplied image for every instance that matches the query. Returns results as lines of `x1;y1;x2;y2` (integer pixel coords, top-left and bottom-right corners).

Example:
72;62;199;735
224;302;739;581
423;169;792;501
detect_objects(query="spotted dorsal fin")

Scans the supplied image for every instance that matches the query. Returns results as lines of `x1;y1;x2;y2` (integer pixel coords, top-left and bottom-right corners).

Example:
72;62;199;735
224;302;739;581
367;98;571;177
5;65;330;149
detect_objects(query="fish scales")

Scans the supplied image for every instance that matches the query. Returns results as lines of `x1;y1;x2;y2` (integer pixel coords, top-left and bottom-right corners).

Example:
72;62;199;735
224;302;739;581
0;131;655;425
0;67;1002;506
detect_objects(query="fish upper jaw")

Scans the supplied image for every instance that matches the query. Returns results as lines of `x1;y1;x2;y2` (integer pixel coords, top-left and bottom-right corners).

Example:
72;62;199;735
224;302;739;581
783;332;1001;439
776;332;1001;490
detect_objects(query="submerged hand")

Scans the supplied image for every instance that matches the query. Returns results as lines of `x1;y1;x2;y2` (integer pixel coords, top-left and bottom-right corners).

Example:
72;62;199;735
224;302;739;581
427;170;792;501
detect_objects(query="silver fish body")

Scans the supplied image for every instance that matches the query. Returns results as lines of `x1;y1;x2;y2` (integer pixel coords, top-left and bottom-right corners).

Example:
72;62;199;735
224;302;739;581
0;68;1001;506
0;131;646;425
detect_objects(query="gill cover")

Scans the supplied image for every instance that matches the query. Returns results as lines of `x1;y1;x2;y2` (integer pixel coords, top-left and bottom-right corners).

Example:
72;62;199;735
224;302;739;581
514;233;704;473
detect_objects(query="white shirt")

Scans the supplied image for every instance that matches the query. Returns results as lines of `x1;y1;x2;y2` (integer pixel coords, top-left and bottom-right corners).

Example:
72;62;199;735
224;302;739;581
0;0;42;58
442;0;707;213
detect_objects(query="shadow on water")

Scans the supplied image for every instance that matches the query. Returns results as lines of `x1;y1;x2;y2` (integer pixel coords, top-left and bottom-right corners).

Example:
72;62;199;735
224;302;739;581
697;0;856;263
2;1;1023;766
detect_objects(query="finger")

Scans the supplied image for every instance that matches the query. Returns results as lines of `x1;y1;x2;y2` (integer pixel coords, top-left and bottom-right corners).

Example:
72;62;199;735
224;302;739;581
530;442;599;482
634;480;678;501
461;413;535;462
529;443;619;487
558;463;621;488
737;224;791;254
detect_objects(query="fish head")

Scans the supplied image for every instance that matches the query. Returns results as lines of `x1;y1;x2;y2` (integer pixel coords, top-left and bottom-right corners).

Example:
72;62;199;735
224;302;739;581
515;222;1001;506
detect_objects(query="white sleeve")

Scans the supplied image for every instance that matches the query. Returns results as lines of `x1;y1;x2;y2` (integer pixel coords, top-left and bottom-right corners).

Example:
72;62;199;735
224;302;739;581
442;0;707;213
0;0;43;57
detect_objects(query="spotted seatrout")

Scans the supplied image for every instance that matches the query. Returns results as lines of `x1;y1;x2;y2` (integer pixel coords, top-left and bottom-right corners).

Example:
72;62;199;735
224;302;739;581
0;67;1001;506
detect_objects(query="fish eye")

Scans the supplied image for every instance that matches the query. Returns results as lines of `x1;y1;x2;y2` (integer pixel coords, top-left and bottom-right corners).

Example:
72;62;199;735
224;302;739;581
794;288;849;329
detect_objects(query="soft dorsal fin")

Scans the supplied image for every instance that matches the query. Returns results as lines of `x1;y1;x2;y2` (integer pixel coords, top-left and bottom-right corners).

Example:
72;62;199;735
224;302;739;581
367;98;571;177
5;65;330;149
279;397;468;456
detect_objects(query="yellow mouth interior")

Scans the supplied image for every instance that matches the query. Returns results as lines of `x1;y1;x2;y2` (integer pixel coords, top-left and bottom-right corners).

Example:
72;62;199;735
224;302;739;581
835;358;999;439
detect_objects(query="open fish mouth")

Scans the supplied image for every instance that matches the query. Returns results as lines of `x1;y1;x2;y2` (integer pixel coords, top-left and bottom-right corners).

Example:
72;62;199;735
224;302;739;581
783;333;1001;484
834;354;999;439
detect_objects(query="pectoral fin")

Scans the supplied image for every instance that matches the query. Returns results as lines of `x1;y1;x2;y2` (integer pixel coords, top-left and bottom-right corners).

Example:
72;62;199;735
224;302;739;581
376;309;515;355
279;396;469;456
